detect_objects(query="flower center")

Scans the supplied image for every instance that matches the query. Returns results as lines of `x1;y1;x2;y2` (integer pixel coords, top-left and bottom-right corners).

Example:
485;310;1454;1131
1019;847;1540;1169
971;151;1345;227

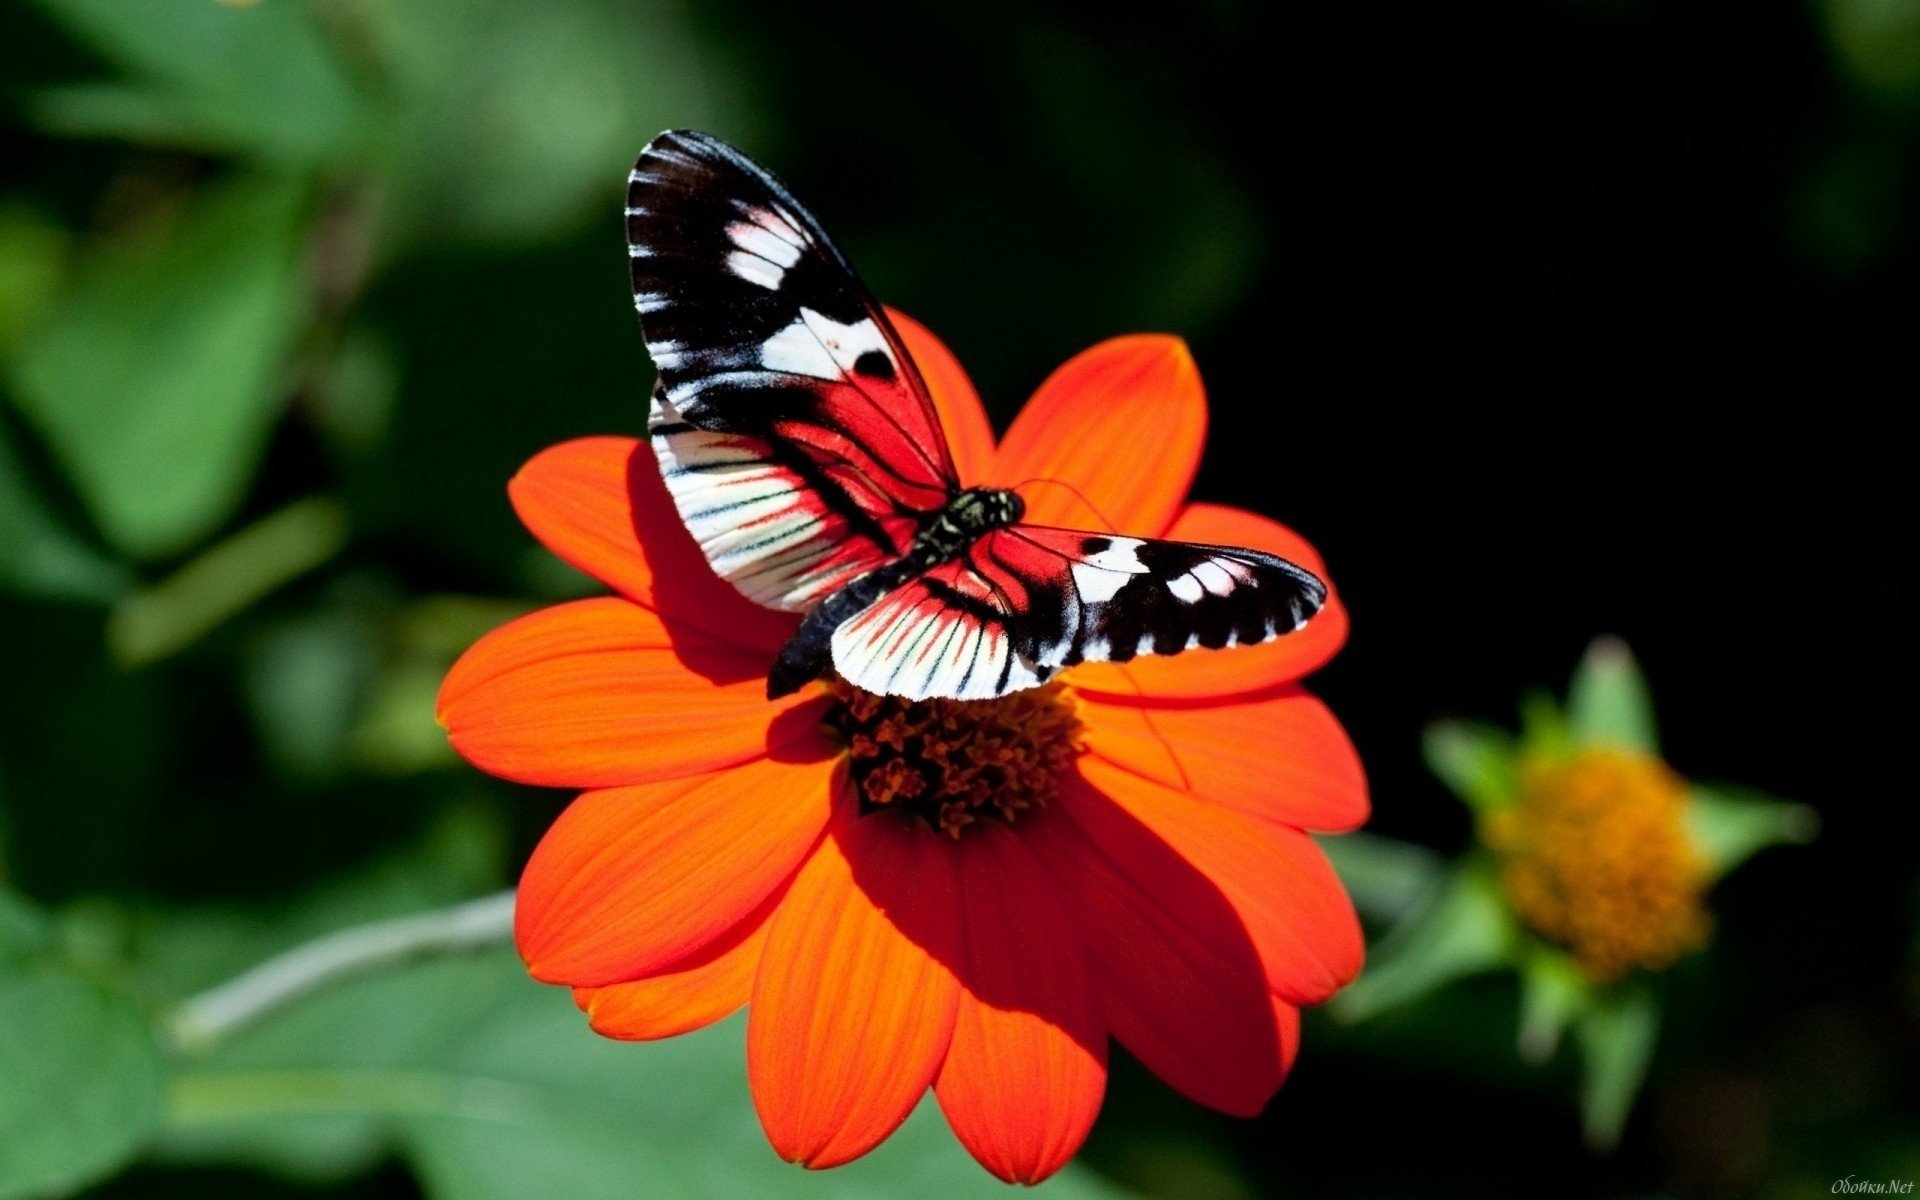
823;678;1083;838
1481;747;1711;982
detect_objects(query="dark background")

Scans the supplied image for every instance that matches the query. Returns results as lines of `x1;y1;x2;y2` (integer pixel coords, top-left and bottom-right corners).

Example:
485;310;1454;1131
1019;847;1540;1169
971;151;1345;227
1;0;1911;1196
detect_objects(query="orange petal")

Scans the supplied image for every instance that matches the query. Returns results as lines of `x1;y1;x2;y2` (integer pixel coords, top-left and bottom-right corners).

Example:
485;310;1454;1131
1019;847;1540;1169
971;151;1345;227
1077;684;1368;833
515;756;841;987
888;308;995;485
934;824;1106;1184
749;815;962;1169
572;884;784;1041
1071;502;1348;698
437;597;828;789
985;335;1205;537
509;436;796;652
1022;799;1289;1117
1067;759;1363;1006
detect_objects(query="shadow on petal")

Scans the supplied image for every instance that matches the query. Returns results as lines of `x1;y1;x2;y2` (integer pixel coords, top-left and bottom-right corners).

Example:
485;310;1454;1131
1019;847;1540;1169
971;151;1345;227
840;795;1288;1116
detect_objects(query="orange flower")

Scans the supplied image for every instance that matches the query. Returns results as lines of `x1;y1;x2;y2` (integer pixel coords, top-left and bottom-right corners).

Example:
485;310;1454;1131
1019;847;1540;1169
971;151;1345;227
437;314;1367;1183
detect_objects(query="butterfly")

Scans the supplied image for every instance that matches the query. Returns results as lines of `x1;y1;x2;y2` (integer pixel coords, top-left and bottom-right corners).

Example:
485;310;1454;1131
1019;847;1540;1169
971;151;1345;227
626;130;1328;702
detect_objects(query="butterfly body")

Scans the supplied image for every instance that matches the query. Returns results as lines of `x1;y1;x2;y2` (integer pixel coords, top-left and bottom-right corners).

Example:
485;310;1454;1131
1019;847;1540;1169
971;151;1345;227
767;486;1024;697
628;130;1329;702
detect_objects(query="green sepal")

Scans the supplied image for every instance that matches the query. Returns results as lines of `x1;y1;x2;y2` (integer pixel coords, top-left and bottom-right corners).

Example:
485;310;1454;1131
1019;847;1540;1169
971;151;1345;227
1423;720;1520;812
1516;948;1590;1065
1686;782;1819;878
1574;983;1661;1152
1315;831;1446;924
1567;636;1659;753
1518;688;1572;759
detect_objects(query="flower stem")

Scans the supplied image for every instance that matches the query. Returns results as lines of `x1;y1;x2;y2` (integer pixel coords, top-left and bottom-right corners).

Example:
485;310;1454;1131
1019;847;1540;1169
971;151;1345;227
169;890;516;1054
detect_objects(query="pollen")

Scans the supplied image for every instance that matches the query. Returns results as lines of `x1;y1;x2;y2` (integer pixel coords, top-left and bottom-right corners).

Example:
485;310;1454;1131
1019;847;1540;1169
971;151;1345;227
824;678;1083;838
1482;747;1711;983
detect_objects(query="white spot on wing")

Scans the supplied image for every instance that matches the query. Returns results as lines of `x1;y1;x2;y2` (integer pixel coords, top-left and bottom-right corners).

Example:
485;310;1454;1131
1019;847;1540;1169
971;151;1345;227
1191;559;1237;597
726;218;804;270
727;250;784;289
722;206;808;290
760;308;889;380
1167;573;1204;603
1070;537;1148;604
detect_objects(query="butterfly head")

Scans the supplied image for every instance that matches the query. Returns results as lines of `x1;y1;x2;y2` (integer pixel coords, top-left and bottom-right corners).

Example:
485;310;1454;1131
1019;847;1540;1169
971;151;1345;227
914;488;1027;563
949;487;1025;533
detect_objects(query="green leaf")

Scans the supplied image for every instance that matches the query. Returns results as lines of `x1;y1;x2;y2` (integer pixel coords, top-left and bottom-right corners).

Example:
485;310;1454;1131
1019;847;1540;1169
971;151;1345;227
0;418;130;605
0;206;71;356
346;663;459;776
1573;984;1660;1152
0;969;168;1200
243;599;384;785
1422;721;1519;812
1567;636;1658;753
359;0;734;250
1316;831;1445;923
6;174;313;559
1331;864;1518;1025
1687;783;1819;878
1821;0;1920;98
0;890;49;973
1516;950;1590;1065
25;0;366;167
106;496;350;667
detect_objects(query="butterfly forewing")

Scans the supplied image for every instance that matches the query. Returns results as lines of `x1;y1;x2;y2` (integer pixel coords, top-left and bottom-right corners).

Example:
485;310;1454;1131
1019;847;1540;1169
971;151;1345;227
828;524;1327;700
628;131;961;609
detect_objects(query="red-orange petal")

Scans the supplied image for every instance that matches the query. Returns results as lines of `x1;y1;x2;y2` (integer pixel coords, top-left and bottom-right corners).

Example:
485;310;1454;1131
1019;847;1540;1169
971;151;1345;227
437;597;827;789
1022;799;1288;1117
516;755;841;987
1071;502;1349;698
985;336;1205;537
509;436;796;652
749;815;962;1169
571;885;783;1041
888;307;996;485
1067;759;1363;1006
1076;684;1369;833
934;824;1106;1184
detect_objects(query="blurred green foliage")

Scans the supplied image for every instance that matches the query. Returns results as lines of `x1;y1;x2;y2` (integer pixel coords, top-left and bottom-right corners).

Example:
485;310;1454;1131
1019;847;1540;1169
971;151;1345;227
1334;640;1816;1151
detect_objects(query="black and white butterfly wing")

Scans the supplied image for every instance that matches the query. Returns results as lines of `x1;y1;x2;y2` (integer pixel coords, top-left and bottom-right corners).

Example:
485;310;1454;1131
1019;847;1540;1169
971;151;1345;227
628;130;960;611
829;525;1327;700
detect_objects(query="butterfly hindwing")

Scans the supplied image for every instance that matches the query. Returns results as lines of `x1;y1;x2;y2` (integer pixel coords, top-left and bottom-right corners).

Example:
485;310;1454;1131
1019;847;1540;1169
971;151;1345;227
829;555;1049;701
629;130;959;609
829;524;1327;700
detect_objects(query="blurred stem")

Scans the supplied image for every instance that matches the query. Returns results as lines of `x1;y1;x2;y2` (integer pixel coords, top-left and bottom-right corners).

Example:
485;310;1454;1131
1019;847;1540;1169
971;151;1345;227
108;495;350;667
168;890;515;1054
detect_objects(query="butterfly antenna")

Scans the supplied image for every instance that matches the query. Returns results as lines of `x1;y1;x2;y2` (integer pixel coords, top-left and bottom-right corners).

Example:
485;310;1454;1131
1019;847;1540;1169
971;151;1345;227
1012;477;1122;533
